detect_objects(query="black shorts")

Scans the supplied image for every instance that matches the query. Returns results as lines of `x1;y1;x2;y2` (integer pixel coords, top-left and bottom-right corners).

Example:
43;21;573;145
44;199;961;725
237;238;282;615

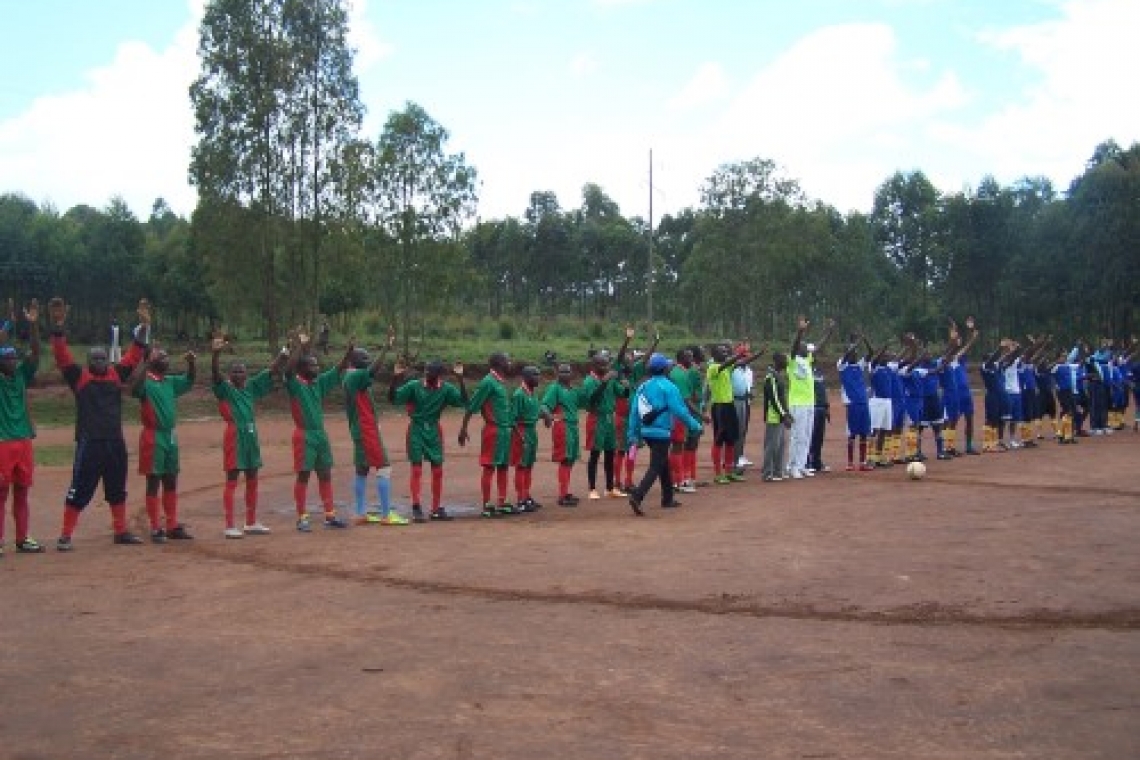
1057;389;1076;418
711;402;739;446
921;394;944;426
1040;389;1057;418
1022;387;1040;421
65;438;129;509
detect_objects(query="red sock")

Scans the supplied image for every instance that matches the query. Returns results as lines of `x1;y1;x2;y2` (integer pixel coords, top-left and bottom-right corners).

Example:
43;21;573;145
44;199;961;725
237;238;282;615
514;468;525;502
430;466;444;511
711;444;723;476
62;505;81;538
223;480;238;529
496;467;509;504
145;495;161;530
244;476;259;525
13;485;30;542
318;480;334;513
847;439;855;465
480;467;493;504
558;463;571;498
110;503;128;534
525;468;534;500
293;481;308;517
0;487;7;543
162;490;178;530
685;449;697;481
721;446;734;473
669;452;682;484
410;464;424;506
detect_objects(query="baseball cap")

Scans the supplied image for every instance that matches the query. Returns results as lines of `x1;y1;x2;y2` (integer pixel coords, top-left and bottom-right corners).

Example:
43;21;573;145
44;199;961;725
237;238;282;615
647;352;671;372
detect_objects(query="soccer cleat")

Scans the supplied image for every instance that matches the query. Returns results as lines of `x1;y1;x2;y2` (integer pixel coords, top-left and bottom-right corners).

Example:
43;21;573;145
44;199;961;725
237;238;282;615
243;523;271;535
661;500;683;509
557;496;579;507
859;463;876;472
588;490;601;500
56;536;74;552
296;516;313;533
607;488;625;498
481;504;499;518
936;453;952;461
168;525;194;540
736;457;754;467
727;473;746;483
114;532;144;545
15;538;46;554
379;513;410;526
846;464;857;472
151;529;168;544
411;505;427;523
713;474;732;485
497;503;517;516
354;513;383;526
628;492;644;516
224;527;245;539
790;470;805;480
429;507;454;521
676;481;697;494
323;515;349;529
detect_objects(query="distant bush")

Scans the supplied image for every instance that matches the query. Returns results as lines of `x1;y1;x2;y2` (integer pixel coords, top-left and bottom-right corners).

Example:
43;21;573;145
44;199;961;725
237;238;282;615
498;319;516;340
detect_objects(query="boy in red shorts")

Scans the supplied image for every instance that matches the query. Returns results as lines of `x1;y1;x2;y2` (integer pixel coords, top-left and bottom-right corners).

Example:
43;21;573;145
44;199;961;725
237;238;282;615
541;363;585;507
0;299;42;555
510;365;543;512
459;352;515;517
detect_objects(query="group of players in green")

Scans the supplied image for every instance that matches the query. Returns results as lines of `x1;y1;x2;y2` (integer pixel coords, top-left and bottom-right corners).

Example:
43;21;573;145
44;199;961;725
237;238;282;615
1;296;1135;553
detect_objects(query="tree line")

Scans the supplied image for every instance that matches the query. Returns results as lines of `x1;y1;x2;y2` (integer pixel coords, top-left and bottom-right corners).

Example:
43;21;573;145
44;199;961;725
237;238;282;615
1;0;1135;349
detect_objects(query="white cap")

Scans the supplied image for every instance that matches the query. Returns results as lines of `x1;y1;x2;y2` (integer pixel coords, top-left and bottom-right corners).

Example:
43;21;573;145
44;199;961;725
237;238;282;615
806;342;817;353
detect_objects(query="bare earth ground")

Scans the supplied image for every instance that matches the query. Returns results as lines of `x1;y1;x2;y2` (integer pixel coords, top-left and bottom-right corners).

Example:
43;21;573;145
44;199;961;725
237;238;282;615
2;392;1138;760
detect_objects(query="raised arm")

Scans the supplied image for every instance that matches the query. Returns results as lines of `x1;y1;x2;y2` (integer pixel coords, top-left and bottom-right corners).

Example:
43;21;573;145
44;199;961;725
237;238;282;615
791;316;808;356
23;299;40;364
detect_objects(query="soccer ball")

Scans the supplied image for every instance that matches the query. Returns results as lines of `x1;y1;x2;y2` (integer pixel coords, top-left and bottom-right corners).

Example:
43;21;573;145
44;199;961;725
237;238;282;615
906;461;927;480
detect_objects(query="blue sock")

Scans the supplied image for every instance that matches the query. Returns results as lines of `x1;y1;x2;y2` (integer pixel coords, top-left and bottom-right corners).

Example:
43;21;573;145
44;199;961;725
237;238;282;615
377;475;391;516
354;474;367;515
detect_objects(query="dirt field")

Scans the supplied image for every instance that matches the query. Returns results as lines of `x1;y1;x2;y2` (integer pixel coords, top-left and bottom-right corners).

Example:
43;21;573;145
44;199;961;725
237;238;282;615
2;394;1138;759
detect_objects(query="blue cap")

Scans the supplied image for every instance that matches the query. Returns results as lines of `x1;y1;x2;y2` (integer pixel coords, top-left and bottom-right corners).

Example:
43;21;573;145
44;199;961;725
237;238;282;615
0;345;17;359
647;352;671;372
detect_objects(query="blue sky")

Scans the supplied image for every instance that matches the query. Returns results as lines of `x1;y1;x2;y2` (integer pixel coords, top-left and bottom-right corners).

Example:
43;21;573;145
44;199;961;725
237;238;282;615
1;0;1137;222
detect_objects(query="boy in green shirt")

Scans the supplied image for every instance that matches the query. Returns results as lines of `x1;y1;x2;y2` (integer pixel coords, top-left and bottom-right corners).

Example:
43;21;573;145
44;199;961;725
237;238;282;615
0;300;42;554
459;352;515;517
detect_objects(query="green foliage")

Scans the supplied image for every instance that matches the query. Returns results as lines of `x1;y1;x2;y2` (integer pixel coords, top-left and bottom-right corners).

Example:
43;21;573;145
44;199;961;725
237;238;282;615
497;319;516;340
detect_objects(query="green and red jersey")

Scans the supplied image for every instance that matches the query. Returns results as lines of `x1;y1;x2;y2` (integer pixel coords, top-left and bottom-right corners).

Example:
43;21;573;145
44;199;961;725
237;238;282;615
0;356;38;441
581;371;627;417
285;366;341;432
135;371;193;431
393;378;465;424
467;370;512;427
511;385;541;428
343;367;381;441
540;382;584;423
213;370;274;431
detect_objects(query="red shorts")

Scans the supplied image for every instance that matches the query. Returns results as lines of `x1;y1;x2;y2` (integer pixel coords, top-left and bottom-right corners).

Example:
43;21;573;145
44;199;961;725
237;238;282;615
670;419;687;444
0;439;33;487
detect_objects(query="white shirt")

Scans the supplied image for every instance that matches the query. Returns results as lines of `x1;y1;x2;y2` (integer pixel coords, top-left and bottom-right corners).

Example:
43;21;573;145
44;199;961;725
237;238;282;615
731;365;753;398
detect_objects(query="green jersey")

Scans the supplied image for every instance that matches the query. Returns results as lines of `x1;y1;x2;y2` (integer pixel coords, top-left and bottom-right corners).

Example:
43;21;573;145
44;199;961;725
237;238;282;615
136;371;193;431
0;357;38;440
213;369;274;430
706;362;735;404
343;367;379;440
787;354;815;407
512;385;541;427
286;366;341;431
669;365;696;405
541;382;584;423
393;378;465;423
581;371;627;416
467;371;512;426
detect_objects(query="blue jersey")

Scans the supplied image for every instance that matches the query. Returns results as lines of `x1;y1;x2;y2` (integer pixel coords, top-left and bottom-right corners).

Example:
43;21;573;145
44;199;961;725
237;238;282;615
870;362;893;398
981;361;1004;394
1020;364;1038;392
912;360;941;398
954;357;972;400
1054;362;1077;392
837;358;868;404
890;363;905;403
939;360;959;396
1036;364;1055;393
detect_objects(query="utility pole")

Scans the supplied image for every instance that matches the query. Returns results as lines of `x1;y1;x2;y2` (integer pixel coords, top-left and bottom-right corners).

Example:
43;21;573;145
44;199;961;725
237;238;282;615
647;149;654;324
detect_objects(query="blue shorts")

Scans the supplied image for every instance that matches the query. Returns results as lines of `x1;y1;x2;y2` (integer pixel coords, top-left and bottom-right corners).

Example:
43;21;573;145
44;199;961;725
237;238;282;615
906;399;922;427
943;394;960;423
1007;393;1023;423
957;390;975;416
845;403;871;437
891;398;907;429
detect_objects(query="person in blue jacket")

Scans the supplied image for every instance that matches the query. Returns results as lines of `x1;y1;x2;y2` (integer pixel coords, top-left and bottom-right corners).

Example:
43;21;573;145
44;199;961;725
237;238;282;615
626;353;703;516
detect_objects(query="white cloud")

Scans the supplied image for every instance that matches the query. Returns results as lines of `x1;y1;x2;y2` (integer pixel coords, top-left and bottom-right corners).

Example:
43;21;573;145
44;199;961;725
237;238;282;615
570;52;599;78
668;62;729;112
0;1;202;217
348;0;394;72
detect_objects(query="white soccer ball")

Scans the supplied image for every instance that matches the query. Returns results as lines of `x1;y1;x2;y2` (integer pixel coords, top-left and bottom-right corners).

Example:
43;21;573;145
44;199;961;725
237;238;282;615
906;461;927;480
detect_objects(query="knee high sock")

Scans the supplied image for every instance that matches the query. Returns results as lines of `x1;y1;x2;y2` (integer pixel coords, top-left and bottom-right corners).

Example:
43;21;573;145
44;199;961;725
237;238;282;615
353;474;367;515
480;467;493;505
496;467;509;504
61;505;81;539
294;481;308;517
146;494;161;530
12;485;30;541
162;490;178;530
603;450;615;490
0;487;7;543
557;463;571;498
110;503;128;534
410;464;424;506
223;479;238;529
431;466;444;510
722;445;734;473
377;474;391;517
514;467;526;501
318;480;335;515
669;452;683;485
685;449;697;481
244;477;258;525
711;443;723;476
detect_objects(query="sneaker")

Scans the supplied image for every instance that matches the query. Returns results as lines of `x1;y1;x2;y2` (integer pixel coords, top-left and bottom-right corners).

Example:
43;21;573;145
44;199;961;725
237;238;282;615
15;538;46;554
845;464;857;472
481;504;499;518
661;501;683;509
411;505;427;524
676;481;697;494
588;490;601;500
727;473;746;482
497;503;517;516
769;475;783;482
380;512;411;526
802;469;816;477
790;470;805;480
167;524;194;540
114;532;143;545
526;497;543;510
713;474;732;485
736;457;754;467
936;453;952;461
224;527;244;539
243;523;271;535
323;515;349;529
296;516;312;533
56;536;74;552
628;492;644;516
607;488;625;499
354;513;383;526
557;496;579;507
151;529;168;544
429;507;453;521
859;463;876;472
819;465;832;473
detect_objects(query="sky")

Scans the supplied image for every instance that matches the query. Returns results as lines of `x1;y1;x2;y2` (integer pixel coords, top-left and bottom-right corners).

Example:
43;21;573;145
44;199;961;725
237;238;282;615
1;0;1138;223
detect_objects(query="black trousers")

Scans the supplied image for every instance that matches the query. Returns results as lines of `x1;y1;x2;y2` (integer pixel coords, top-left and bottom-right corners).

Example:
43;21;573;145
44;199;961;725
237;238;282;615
634;438;673;506
807;407;828;471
